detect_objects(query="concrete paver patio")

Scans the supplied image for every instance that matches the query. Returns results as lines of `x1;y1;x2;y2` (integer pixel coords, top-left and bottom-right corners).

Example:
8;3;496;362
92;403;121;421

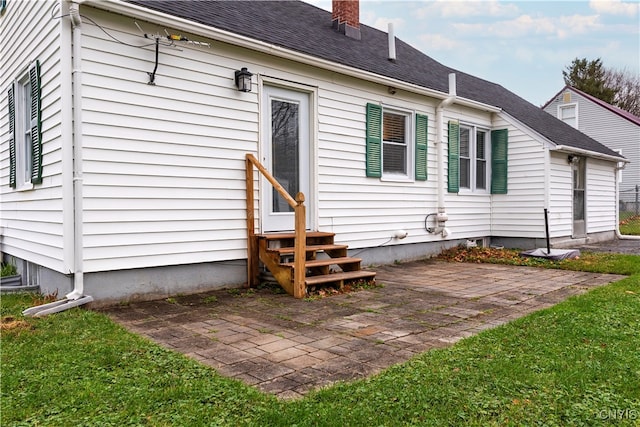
101;260;624;399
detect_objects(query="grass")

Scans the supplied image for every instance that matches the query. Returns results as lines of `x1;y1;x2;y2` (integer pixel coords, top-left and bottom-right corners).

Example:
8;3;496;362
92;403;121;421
2;251;640;426
619;213;640;236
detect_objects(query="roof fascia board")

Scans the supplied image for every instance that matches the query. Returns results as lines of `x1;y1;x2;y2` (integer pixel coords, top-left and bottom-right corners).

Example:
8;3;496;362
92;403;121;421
499;111;627;163
85;0;500;113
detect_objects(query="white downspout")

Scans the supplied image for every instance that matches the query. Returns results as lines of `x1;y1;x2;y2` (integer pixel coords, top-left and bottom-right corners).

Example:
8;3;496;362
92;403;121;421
67;0;87;300
23;0;93;317
435;73;457;236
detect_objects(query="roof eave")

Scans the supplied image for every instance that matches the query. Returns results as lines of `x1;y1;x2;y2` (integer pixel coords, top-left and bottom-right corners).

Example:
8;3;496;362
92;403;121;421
84;0;501;112
551;145;628;163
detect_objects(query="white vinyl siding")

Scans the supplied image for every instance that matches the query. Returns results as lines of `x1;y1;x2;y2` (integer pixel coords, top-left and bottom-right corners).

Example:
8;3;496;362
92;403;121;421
80;8;258;271
586;158;617;233
0;0;66;272
490;116;546;238
548;152;573;237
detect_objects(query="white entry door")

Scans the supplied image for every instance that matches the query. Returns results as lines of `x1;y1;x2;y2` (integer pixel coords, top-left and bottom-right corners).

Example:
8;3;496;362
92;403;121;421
262;85;311;232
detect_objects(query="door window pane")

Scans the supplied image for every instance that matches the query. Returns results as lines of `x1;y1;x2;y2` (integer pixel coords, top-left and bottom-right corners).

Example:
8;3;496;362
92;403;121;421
271;100;299;213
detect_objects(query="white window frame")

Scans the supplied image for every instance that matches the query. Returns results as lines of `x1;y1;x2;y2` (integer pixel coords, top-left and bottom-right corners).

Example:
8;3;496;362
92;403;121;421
558;103;578;129
381;106;413;181
459;124;490;193
14;71;34;190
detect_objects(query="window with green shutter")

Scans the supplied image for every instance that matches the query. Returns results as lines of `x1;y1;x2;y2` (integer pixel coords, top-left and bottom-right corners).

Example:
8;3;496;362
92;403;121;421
7;59;42;189
366;103;417;180
415;114;428;181
491;129;508;194
448;120;459;193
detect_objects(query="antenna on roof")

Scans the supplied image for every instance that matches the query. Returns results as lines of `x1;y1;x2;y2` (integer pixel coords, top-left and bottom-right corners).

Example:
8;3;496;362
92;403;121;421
388;22;396;62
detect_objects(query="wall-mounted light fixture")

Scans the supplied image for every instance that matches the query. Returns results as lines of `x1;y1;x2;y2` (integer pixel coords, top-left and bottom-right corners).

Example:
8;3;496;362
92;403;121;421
234;67;253;92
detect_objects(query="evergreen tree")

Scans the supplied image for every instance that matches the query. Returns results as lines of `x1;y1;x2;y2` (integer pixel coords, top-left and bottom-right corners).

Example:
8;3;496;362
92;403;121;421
562;58;616;104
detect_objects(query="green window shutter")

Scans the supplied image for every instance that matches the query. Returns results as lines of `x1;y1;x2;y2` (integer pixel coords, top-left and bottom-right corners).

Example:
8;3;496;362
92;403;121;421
29;60;42;184
415;114;428;181
491;129;508;194
8;83;16;188
366;103;382;177
447;120;459;193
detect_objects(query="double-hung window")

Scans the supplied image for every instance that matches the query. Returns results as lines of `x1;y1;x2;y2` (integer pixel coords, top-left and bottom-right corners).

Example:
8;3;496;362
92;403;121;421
382;110;410;177
458;125;489;192
7;60;42;189
448;121;507;194
365;103;428;181
558;104;577;128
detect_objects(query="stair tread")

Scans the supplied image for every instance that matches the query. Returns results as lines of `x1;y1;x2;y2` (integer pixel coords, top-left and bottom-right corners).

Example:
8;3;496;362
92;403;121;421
257;231;335;240
305;270;376;286
271;244;348;255
282;256;362;268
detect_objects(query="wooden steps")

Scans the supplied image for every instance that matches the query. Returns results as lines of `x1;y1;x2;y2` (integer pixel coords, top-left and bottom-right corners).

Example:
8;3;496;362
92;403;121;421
253;231;376;297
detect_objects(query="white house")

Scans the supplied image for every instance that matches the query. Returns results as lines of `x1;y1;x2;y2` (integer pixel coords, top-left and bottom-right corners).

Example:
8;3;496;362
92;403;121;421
1;0;626;306
543;86;640;211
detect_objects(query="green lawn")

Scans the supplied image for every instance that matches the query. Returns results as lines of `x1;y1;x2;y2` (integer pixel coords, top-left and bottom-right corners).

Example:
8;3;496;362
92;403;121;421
2;252;640;426
620;213;640;236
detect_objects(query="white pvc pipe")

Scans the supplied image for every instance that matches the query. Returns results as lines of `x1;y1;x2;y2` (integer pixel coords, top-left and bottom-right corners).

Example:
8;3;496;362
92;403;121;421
387;22;396;61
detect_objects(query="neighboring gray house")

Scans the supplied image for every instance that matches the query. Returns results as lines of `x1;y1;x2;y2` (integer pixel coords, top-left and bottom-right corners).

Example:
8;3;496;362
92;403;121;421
1;0;626;306
543;86;640;209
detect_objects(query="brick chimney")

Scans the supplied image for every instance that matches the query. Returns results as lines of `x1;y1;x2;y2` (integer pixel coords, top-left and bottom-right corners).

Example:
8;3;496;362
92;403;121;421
332;0;361;40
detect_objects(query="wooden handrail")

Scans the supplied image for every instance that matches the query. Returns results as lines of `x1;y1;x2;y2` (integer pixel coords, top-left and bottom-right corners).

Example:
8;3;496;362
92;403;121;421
245;153;307;298
246;154;297;209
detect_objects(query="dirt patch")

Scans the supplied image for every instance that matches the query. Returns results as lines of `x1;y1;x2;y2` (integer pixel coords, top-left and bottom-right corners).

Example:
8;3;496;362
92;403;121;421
0;316;31;332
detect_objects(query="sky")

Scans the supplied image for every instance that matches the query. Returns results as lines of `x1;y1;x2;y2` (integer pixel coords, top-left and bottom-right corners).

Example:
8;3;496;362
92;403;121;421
308;0;640;107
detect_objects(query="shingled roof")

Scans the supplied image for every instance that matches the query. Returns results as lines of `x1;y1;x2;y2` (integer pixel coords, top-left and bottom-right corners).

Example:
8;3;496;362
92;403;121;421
127;0;623;159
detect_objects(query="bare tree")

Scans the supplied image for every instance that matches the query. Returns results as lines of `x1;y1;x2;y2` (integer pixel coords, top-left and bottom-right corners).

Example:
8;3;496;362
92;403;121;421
605;67;640;116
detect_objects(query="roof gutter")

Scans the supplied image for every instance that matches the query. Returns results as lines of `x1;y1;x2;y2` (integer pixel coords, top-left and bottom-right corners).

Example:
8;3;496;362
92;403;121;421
551;145;628;163
24;0;94;317
85;0;500;113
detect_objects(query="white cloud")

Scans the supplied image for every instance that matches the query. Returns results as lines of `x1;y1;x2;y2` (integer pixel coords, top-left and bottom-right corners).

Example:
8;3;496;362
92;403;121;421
416;0;519;19
372;17;405;32
417;33;459;51
452;13;601;39
589;0;640;16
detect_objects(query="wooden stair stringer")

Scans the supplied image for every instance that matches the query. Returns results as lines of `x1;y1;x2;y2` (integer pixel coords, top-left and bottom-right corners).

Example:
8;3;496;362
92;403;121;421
257;237;294;296
256;232;377;297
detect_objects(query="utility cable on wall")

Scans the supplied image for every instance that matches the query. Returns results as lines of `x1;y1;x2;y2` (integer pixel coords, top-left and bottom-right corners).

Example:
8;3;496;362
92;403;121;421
51;3;211;85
